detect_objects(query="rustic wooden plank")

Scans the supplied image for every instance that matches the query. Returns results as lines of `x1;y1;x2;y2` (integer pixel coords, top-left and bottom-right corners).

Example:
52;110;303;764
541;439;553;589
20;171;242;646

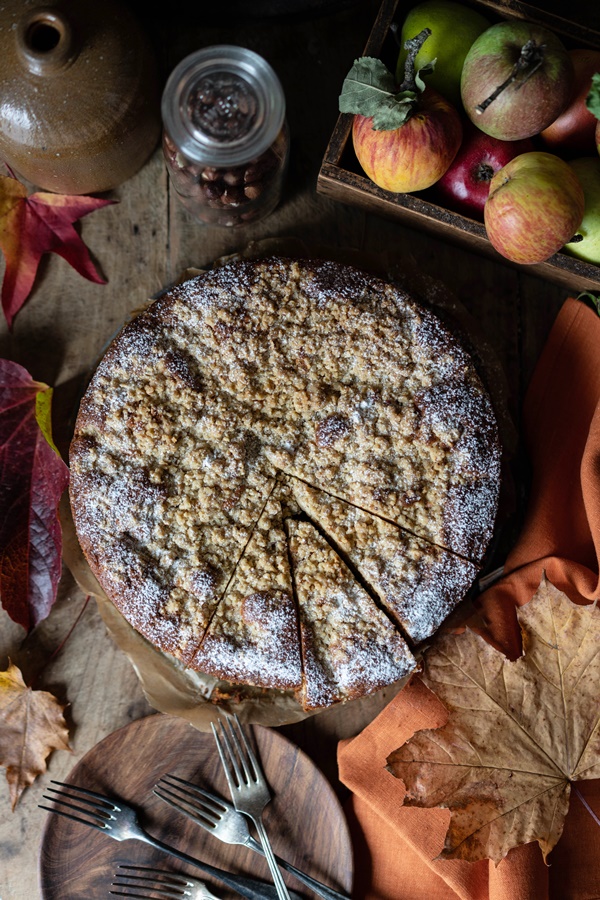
0;1;586;896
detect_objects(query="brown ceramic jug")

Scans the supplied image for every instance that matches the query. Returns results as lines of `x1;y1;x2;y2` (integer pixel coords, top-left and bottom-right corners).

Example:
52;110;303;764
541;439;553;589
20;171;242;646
0;0;162;194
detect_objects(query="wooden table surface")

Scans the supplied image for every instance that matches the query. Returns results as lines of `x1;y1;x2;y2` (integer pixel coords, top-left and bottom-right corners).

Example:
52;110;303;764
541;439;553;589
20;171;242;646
0;2;584;897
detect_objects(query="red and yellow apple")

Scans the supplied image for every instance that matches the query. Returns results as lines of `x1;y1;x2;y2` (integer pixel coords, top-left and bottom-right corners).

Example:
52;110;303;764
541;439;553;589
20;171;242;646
340;31;463;194
352;88;462;193
484;151;585;264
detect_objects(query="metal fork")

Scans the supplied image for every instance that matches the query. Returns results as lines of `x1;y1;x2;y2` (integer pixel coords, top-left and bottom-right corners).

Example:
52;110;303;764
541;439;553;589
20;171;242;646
110;863;219;899
39;781;301;900
155;775;350;900
211;716;291;900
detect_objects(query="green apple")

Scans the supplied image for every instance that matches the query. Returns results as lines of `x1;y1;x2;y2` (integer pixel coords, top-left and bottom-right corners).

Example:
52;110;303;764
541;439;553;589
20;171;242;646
564;157;600;265
395;0;490;107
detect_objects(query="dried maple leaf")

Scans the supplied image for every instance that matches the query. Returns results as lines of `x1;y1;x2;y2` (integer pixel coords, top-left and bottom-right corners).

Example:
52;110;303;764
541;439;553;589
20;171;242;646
0;172;116;328
387;574;600;865
0;359;69;630
0;662;70;809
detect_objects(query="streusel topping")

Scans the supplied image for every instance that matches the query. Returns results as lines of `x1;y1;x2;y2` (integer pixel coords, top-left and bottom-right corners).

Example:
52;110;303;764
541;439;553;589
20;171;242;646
70;257;500;707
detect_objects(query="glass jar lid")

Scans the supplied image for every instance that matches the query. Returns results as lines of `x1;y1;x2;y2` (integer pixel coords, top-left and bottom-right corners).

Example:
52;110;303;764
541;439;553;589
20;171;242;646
161;45;286;168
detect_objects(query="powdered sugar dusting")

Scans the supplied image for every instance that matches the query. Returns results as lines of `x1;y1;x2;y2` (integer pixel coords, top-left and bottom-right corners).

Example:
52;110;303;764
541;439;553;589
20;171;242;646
70;255;501;709
291;478;479;645
192;494;302;690
288;519;415;710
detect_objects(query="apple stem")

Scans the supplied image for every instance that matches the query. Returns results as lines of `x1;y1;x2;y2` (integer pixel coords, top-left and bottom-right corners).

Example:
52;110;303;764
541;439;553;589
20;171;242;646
477;162;495;183
399;28;431;93
476;40;546;115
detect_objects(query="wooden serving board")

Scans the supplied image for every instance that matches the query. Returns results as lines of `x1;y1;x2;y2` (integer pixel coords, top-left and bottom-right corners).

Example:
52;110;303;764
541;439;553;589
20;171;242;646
39;713;353;899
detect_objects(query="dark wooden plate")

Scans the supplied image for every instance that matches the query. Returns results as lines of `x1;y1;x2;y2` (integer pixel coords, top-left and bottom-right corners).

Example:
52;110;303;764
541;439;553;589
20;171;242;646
39;713;353;899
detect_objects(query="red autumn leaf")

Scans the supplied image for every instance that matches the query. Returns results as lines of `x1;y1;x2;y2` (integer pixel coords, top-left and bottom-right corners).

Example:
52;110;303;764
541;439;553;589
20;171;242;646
0;359;69;631
0;172;116;328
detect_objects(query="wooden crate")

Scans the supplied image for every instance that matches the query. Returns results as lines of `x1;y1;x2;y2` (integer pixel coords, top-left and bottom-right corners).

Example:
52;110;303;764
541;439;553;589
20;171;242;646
317;0;600;292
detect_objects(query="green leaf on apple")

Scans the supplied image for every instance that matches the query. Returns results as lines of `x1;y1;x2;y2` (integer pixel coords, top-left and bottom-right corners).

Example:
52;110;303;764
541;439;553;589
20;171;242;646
415;59;437;93
585;72;600;120
339;57;423;130
339;57;396;111
577;291;600;316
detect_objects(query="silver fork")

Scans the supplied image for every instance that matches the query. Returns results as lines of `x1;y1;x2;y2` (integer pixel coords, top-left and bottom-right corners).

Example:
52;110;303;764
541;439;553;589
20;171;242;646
211;716;291;900
154;775;350;900
110;863;219;899
39;780;301;900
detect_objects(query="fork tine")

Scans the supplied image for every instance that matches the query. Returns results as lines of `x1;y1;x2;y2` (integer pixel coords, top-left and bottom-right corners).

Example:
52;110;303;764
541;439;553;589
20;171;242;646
110;887;183;900
211;721;243;793
40;781;117;830
117;863;190;883
109;891;156;899
153;784;219;828
159;775;229;816
44;786;114;818
49;779;118;808
225;719;256;784
38;803;109;831
230;715;261;783
110;881;185;899
111;864;190;899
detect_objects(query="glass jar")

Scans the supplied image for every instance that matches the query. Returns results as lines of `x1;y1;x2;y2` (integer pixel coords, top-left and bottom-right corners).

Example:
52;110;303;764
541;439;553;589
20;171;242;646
161;45;289;227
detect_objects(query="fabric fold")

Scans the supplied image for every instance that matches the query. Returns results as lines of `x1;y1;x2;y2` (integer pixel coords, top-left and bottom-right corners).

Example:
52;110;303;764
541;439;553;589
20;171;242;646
338;297;600;899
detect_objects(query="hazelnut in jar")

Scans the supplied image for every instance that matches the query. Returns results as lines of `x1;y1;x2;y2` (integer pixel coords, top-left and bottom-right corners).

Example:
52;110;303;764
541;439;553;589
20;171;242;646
161;45;289;227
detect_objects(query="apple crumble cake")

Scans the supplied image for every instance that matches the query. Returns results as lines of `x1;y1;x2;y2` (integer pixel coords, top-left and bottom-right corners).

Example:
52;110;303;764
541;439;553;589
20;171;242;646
69;256;501;710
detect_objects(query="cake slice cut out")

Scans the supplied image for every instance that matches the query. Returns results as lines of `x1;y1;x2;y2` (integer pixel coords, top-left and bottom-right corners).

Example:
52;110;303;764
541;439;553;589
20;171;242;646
291;479;479;645
286;519;416;710
190;495;302;691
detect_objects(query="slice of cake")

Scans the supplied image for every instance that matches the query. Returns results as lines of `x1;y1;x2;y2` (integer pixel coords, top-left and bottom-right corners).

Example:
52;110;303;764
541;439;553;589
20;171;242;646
291;479;479;644
190;493;302;691
286;519;416;710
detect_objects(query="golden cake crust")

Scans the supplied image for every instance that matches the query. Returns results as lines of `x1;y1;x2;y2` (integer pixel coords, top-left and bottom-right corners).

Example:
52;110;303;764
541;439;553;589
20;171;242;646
69;256;501;709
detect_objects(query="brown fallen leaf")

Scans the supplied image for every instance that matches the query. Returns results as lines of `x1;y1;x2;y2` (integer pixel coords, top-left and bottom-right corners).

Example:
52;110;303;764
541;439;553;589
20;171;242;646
387;574;600;865
0;662;71;809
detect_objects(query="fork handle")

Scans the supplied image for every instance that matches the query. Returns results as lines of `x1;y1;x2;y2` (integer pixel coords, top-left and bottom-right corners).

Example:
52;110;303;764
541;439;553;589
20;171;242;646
141;831;302;900
253;818;292;900
246;834;351;900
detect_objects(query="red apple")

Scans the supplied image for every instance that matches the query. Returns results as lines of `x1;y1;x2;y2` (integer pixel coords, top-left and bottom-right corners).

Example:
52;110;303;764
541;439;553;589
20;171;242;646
352;88;462;193
484;151;584;264
340;30;462;193
461;21;573;141
540;49;600;156
434;120;533;219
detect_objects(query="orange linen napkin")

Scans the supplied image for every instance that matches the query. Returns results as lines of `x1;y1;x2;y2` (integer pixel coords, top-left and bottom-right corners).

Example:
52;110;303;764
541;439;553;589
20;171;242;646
338;296;600;900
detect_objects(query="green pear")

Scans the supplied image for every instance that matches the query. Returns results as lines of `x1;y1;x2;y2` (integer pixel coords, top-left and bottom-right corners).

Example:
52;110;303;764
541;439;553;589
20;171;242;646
564;157;600;265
